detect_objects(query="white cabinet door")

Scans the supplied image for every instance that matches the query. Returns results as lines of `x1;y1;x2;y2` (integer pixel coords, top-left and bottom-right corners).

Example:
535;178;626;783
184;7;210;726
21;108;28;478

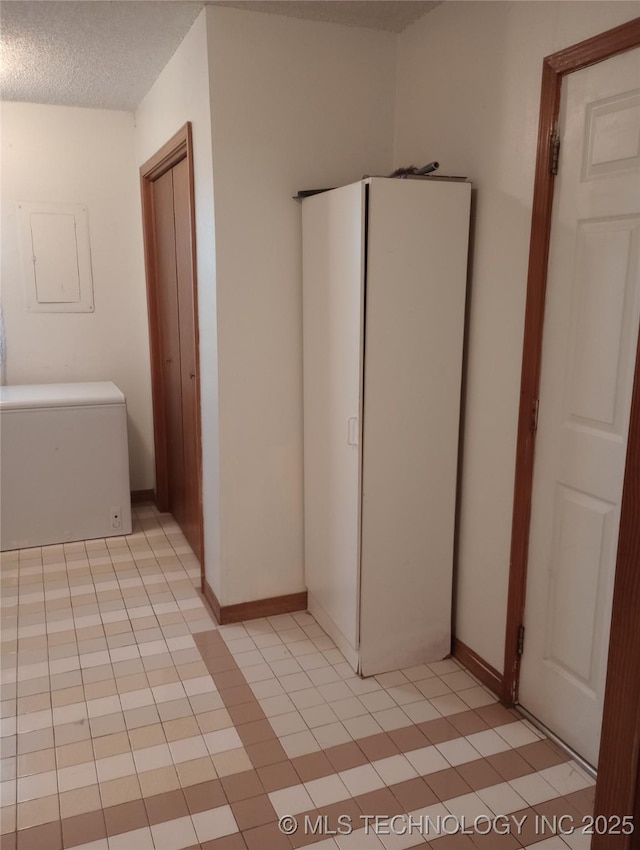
359;178;470;675
302;183;366;665
519;47;640;767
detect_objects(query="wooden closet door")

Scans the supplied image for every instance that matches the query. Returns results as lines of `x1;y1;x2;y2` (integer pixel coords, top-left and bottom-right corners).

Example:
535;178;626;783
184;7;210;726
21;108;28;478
150;159;201;561
152;169;186;528
142;125;203;578
172;158;201;561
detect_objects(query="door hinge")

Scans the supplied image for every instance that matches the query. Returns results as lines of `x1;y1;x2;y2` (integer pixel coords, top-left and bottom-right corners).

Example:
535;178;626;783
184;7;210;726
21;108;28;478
550;134;560;176
530;397;539;433
517;625;525;657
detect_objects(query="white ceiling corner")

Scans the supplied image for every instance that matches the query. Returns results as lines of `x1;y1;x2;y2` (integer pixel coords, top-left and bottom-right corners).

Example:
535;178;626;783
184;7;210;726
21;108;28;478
0;0;441;112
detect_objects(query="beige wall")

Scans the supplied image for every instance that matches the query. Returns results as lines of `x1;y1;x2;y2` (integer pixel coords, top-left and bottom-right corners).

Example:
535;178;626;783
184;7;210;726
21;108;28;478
207;7;397;606
395;1;640;671
134;9;222;595
0;102;153;490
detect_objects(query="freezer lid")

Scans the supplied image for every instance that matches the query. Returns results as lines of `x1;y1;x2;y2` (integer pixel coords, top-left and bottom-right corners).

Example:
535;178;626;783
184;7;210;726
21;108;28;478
0;382;125;410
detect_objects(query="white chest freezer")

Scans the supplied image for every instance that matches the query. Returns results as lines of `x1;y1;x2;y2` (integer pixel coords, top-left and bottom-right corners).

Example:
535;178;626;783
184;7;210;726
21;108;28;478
0;382;132;550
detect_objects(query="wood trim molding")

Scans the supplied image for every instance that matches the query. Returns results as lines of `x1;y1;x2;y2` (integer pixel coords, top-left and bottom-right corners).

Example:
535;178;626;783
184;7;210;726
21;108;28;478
503;57;562;706
130;489;155;505
593;337;640;849
202;579;221;624
452;637;503;698
202;580;308;626
503;18;640;848
141;124;190;181
504;17;640;705
546;17;640;74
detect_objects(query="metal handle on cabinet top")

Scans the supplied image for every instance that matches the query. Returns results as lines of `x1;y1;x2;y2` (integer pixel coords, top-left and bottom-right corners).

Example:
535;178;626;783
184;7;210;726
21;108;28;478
347;417;359;447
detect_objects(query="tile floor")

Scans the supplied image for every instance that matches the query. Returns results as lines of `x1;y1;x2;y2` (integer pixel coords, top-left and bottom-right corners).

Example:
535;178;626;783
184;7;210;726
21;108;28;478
0;504;595;850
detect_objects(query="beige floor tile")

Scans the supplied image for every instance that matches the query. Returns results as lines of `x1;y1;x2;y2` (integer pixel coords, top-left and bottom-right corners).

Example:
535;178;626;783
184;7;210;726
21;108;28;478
119;688;154;712
177;661;208;680
0;804;16;835
16;693;51;714
132;742;172;773
157;613;184;626
162;715;201;742
175;756;218;788
59;783;102;818
150;813;198;849
25;636;49;651
77;626;106;641
56;738;94;768
92;731;131;760
116;673;149;694
16;793;59;829
99;773;142;808
16;747;56;777
156;698;193;723
50;671;83;691
128;723;166;750
48;632;76;648
212;747;253;777
96;750;136;784
133;616;158;631
57;760;97;793
113;659;144;678
84;679;118;701
196;708;233;733
51;685;85;707
0;758;16;782
124;705;160;730
16;726;54;754
54;721;91;747
138;764;181;797
82;665;115;686
90;712;126;738
105;621;133;636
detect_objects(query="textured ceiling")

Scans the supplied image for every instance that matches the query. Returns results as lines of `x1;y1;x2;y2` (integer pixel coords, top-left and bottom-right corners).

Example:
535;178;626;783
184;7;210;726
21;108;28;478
0;1;440;111
211;1;440;33
0;1;204;110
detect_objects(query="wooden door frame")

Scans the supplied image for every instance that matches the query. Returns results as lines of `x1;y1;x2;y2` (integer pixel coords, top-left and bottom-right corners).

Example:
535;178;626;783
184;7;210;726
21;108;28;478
140;123;205;584
503;18;640;843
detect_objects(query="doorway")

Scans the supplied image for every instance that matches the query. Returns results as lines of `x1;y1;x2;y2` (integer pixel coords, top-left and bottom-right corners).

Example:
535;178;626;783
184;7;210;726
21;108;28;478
504;18;640;843
518;45;639;768
140;123;204;573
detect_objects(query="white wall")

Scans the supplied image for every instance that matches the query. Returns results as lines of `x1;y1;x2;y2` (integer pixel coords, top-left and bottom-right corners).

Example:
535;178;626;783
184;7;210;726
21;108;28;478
207;7;396;606
134;9;222;595
0;102;153;490
394;1;640;671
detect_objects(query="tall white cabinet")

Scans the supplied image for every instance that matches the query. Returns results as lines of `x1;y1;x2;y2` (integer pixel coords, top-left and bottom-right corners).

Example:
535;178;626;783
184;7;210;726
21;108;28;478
302;177;471;676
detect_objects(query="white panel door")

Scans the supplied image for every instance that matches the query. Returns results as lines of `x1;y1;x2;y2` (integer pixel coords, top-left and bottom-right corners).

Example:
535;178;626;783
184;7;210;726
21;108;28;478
520;47;640;767
302;183;365;664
